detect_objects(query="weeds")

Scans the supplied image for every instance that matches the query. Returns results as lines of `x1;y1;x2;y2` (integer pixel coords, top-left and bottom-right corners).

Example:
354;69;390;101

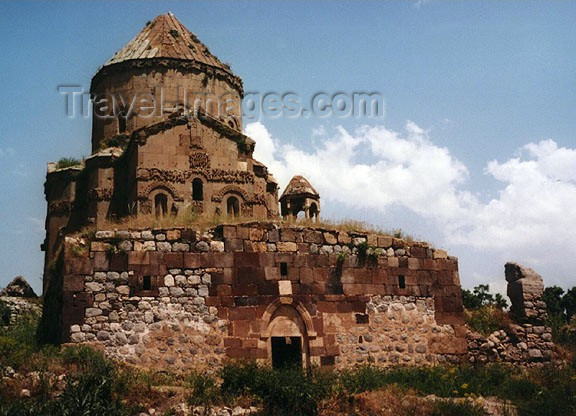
465;305;511;336
55;157;82;170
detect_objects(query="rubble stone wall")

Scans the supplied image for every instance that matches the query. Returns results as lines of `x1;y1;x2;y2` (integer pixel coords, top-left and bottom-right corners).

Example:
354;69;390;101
52;223;467;371
467;263;556;365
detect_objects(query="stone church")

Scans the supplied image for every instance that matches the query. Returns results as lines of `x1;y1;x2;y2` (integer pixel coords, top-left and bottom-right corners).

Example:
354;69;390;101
40;13;471;371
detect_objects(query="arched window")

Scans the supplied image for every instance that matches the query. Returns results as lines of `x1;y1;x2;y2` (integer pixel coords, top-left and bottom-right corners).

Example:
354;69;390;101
226;196;240;218
154;193;168;218
309;203;319;221
192;178;204;201
118;114;127;133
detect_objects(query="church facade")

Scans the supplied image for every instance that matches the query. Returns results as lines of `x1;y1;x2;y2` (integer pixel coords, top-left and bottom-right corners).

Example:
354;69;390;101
40;14;469;371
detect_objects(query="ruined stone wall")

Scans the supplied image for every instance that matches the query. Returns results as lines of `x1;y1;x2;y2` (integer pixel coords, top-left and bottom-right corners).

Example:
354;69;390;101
52;223;467;371
467;263;556;365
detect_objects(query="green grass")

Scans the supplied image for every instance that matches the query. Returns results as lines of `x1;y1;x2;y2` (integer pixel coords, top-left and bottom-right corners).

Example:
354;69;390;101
55;157;82;169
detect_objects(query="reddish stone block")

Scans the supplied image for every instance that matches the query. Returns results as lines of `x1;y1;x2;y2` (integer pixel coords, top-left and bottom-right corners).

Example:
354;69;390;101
325;344;340;356
148;251;164;264
221;296;234;307
229;308;257;321
311;283;326;295
287;267;300;281
108;252;128;271
236;226;250;239
93;252;109;272
313;268;328;283
198;253;214;268
258;282;278;296
205;297;219;306
410;246;426;258
223;225;237;239
164;252;183;268
300;267;314;284
258;252;275;267
242;338;258;348
237;267;265;284
66;255;94;275
438;271;453;286
217;307;229;319
63;275;84;291
310;346;326;356
234;252;260;267
372;268;387;284
224;337;242;348
180;229;197;242
295;243;309;254
183;253;200;268
128;251;149;266
312;317;324;336
255;348;268;359
364;284;386;295
225;348;245;359
213;252;234;268
232;283;258;296
419;285;431;296
275;252;293;264
315;255;331;267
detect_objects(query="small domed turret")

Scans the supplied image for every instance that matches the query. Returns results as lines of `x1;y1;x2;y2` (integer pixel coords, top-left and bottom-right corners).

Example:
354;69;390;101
280;175;320;221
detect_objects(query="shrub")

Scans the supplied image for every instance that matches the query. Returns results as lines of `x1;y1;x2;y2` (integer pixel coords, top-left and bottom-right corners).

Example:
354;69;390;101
55;157;82;169
0;312;40;370
220;362;335;416
465;305;510;336
339;365;387;394
188;371;221;412
0;300;11;326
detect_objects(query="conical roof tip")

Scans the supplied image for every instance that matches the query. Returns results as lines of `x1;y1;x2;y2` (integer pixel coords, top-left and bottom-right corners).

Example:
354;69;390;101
103;13;229;71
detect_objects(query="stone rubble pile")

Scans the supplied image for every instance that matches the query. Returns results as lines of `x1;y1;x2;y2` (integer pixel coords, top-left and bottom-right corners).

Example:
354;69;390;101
467;262;556;365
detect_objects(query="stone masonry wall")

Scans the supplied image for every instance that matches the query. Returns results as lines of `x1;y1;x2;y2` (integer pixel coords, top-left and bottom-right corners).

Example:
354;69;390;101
53;222;467;371
467;263;556;365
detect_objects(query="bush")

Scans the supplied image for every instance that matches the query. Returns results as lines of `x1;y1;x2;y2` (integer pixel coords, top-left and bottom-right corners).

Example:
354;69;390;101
465;305;510;336
55;157;82;169
0;346;130;416
188;371;221;412
339;365;387;394
0;313;40;370
0;300;11;326
220;362;335;416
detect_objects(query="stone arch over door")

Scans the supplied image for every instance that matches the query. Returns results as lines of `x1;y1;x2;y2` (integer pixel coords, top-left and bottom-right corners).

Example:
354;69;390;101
260;298;316;369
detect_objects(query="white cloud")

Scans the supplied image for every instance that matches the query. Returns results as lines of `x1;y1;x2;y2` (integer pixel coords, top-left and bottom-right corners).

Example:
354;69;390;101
449;140;576;260
246;121;576;288
248;121;472;219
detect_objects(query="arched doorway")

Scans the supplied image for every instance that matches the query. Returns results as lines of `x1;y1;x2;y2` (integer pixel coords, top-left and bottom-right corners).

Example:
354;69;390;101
267;304;310;369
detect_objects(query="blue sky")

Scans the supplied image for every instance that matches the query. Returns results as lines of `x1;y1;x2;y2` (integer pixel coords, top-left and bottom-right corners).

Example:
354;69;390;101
1;1;576;294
